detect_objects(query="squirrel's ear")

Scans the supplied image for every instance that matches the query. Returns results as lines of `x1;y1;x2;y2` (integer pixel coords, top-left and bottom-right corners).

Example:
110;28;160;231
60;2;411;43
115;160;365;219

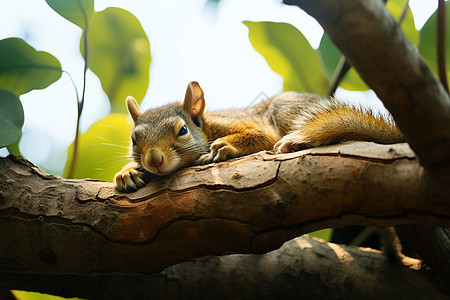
126;96;142;124
183;81;205;127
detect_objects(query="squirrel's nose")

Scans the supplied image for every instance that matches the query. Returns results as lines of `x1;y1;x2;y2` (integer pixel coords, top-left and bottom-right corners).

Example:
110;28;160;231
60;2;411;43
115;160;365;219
147;148;164;168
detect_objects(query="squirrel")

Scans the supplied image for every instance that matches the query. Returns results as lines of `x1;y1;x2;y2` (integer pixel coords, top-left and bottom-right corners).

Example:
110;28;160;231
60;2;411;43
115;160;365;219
114;81;409;263
114;81;406;193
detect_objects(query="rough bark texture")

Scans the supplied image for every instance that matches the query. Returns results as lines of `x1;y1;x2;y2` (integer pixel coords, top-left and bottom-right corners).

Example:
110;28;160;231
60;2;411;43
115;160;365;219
1;143;450;279
283;0;450;176
1;236;447;300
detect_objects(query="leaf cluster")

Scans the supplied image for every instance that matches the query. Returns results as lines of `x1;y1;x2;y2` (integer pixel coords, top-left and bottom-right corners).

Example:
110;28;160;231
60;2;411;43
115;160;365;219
0;0;151;181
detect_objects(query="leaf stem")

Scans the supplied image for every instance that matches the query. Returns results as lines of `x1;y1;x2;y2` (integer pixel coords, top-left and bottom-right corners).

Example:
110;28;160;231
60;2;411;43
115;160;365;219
326;55;350;96
6;134;22;156
63;70;80;103
437;0;449;94
67;27;89;179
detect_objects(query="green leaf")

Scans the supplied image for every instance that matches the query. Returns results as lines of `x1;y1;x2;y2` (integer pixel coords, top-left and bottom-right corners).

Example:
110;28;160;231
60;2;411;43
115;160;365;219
0;89;24;148
0;38;62;95
6;133;22;156
419;2;450;87
309;229;332;242
386;0;419;46
318;0;418;91
12;290;83;300
244;21;327;94
82;7;151;112
45;0;94;29
64;113;133;181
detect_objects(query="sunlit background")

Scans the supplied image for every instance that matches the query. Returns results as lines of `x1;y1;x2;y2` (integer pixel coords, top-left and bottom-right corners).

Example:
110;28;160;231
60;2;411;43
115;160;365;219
0;0;438;175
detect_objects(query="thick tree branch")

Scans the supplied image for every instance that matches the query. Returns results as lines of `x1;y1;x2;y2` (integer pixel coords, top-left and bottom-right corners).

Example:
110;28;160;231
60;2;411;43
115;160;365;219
283;0;450;176
2;236;447;300
1;143;450;277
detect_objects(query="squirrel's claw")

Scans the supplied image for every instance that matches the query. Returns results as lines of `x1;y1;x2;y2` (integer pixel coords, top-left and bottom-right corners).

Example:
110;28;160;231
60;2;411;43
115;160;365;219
114;165;146;193
273;133;307;154
197;139;238;164
197;152;214;164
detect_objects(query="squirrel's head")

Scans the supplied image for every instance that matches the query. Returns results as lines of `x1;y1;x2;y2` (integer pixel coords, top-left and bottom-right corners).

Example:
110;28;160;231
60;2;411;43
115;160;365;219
126;81;208;175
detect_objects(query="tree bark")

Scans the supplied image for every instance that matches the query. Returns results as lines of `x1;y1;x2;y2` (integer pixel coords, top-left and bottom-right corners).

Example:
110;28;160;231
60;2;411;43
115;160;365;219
1;143;449;278
2;235;447;300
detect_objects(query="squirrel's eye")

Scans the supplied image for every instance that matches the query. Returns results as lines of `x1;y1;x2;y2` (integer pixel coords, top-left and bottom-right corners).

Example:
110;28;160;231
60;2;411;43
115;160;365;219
131;137;137;146
177;125;188;137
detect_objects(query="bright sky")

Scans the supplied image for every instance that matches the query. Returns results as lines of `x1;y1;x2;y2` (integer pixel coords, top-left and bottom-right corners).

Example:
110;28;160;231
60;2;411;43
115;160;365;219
0;0;439;174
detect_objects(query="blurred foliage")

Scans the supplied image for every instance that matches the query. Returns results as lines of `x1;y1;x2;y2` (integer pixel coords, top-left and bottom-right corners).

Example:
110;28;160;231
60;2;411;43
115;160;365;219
45;0;94;29
12;290;83;300
308;228;332;241
0;0;151;182
246;0;418;92
387;0;419;44
81;7;151;113
0;38;62;95
419;1;450;88
0;38;61;149
0;89;24;148
244;21;328;94
64;113;132;180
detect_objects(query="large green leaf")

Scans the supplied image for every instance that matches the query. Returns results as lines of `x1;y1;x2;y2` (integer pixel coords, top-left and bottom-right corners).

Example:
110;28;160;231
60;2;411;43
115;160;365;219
244;21;327;94
45;0;94;29
0;89;24;148
0;38;62;95
419;2;450;87
318;0;418;91
64;113;133;181
309;229;332;242
386;0;419;45
82;7;151;112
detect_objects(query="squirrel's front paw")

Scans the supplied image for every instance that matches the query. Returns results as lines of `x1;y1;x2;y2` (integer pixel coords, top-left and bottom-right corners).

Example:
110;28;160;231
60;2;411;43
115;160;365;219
274;133;307;154
197;139;238;164
114;164;146;193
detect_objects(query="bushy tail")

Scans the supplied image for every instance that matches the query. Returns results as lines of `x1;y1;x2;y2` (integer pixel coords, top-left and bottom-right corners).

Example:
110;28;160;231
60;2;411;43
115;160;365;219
274;98;406;153
292;99;406;148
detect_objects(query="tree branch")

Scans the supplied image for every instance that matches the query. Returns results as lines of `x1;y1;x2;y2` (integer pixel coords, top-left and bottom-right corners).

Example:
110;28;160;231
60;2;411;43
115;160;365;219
283;0;450;176
1;143;449;276
2;236;447;299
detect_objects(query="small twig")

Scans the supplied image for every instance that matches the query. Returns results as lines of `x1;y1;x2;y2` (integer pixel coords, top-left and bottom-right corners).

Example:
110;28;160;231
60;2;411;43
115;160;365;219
63;70;80;104
397;0;409;24
326;55;351;96
437;0;449;94
67;27;89;179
